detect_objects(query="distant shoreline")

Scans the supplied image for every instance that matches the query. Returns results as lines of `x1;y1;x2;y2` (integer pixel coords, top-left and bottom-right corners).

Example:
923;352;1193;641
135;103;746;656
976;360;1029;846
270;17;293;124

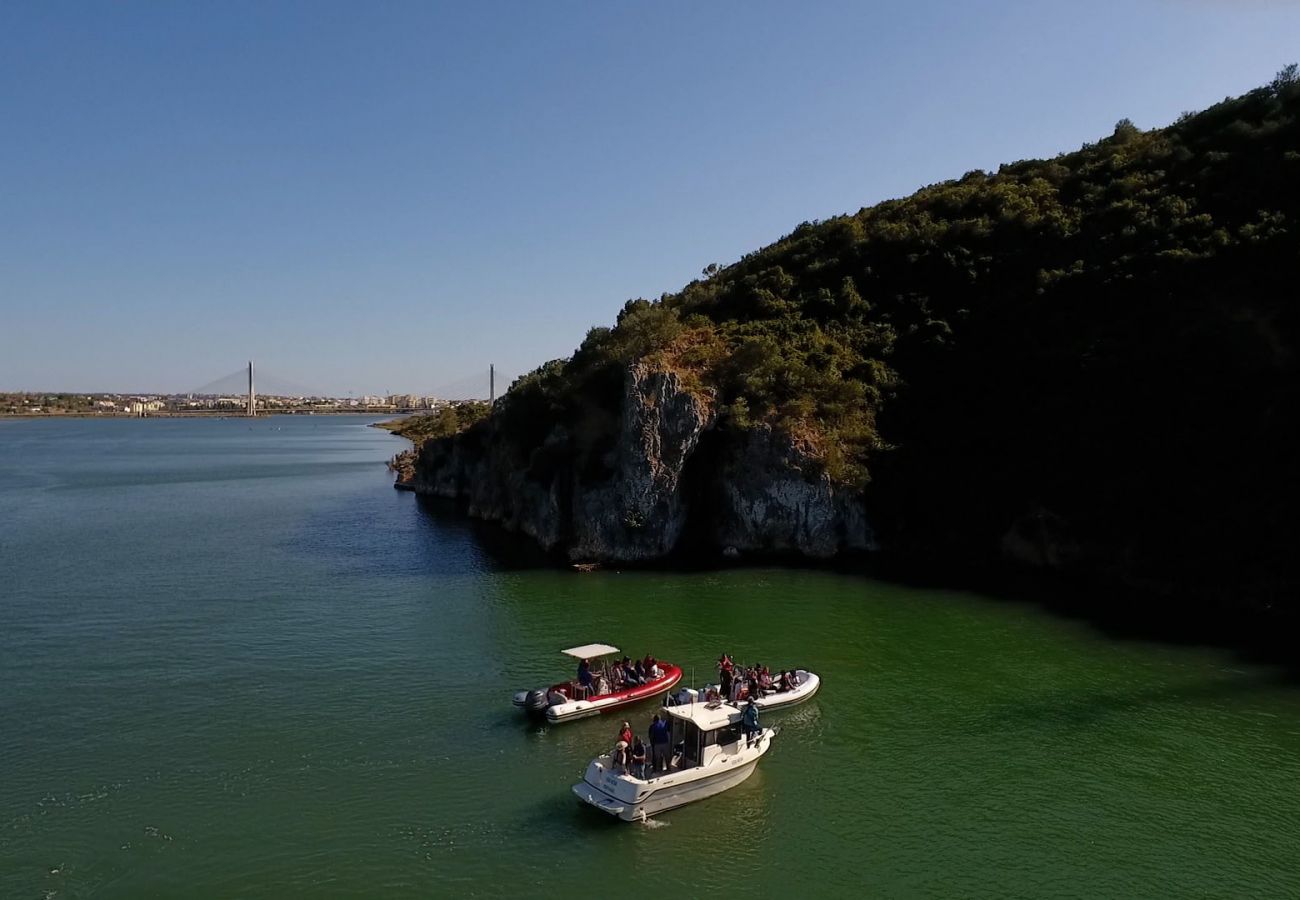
0;410;395;419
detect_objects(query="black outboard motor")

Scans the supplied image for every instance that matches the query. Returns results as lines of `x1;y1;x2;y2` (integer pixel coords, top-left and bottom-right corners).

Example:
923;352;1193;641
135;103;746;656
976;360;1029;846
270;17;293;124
524;689;549;714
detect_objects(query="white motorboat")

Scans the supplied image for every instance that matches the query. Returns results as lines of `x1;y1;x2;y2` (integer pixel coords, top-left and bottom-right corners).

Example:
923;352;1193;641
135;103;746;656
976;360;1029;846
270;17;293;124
572;700;776;821
512;643;683;724
694;668;820;713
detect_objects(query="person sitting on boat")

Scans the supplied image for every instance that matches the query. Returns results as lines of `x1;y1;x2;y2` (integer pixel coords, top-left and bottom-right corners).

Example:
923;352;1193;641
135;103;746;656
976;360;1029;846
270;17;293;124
647;656;661;679
633;658;647;683
781;670;798;692
642;652;654;674
742;698;761;747
630;737;647;778
546;687;567;706
648;714;670;773
623;658;641;685
759;666;774;694
577;659;594;697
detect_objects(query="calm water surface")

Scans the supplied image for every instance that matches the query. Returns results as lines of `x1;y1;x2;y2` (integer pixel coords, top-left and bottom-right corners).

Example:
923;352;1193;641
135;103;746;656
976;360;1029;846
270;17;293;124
1;416;1298;898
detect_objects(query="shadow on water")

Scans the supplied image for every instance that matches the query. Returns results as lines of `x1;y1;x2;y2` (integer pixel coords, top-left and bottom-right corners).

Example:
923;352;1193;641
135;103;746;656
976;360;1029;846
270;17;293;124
405;491;1300;676
984;670;1296;732
412;495;557;571
878;561;1300;679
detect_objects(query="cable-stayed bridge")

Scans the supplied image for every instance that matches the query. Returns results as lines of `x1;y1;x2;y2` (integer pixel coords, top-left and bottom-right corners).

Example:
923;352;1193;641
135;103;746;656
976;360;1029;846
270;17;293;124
192;366;324;400
428;367;520;402
184;363;520;415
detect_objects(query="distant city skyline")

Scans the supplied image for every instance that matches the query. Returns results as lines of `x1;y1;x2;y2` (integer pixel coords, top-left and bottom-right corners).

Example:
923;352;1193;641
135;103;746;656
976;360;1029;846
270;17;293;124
2;1;1298;394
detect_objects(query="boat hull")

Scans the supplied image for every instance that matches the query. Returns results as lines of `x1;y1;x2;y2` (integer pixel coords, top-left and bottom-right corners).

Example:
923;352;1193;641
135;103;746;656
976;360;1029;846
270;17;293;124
573;727;774;821
574;758;761;821
693;670;821;712
544;667;683;723
750;672;820;712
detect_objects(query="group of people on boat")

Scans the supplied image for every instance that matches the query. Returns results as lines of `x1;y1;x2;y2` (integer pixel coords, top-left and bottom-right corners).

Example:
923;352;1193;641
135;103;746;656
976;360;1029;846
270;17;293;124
610;698;763;779
611;713;674;778
576;654;662;698
716;653;800;703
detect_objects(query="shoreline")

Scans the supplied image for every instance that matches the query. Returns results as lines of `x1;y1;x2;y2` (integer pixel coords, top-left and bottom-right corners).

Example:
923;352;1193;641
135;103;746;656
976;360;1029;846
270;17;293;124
0;410;398;419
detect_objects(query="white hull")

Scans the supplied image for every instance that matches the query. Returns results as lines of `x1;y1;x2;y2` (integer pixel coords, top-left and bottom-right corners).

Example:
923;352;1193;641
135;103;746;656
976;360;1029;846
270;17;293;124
573;727;775;822
691;670;821;713
750;672;820;712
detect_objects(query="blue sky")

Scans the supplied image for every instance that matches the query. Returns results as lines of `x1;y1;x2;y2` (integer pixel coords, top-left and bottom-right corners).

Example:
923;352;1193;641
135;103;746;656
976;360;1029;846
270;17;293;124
2;1;1297;395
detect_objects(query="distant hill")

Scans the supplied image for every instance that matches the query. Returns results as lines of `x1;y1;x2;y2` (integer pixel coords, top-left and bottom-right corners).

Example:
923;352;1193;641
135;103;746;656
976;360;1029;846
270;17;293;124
402;68;1300;616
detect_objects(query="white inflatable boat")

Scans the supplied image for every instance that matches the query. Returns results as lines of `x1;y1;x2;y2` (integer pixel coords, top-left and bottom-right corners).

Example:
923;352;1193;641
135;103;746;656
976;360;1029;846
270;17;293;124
689;668;820;713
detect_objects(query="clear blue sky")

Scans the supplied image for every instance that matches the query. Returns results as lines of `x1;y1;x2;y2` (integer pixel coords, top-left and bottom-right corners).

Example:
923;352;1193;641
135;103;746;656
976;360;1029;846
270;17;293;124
2;1;1297;395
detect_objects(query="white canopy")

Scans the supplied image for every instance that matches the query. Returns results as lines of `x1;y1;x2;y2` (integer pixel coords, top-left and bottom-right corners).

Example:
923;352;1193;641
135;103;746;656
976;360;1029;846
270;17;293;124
561;643;620;659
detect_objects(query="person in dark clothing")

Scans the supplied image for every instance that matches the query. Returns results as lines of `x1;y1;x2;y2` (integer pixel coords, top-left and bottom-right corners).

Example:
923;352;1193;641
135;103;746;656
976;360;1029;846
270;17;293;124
648;713;671;773
742;698;760;747
578;659;594;697
631;738;647;778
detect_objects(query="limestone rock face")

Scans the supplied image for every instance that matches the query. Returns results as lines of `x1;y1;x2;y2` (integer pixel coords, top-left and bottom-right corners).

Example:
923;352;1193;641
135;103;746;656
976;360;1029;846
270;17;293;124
399;363;873;563
711;426;876;558
567;364;716;560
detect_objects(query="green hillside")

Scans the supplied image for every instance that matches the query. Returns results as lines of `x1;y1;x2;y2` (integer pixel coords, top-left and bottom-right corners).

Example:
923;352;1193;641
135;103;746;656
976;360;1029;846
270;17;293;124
460;69;1300;608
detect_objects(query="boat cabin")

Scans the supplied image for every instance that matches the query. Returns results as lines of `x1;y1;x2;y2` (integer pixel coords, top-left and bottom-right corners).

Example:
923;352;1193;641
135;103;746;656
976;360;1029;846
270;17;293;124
663;702;746;770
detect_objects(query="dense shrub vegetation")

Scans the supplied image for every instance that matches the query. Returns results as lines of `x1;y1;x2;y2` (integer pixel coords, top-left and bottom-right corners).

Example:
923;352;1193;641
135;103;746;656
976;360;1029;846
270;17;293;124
383;402;490;444
469;71;1300;604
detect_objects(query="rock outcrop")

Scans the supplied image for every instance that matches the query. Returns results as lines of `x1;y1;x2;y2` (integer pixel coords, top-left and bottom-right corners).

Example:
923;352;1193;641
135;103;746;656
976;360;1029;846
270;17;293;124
398;363;874;563
710;426;876;558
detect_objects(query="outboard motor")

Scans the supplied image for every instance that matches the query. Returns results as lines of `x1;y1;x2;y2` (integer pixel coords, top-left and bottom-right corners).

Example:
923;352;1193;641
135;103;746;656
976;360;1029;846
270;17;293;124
523;689;550;714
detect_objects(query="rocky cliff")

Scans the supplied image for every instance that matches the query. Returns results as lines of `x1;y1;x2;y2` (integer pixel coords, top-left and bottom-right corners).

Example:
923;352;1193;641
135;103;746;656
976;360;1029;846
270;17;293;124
397;363;874;562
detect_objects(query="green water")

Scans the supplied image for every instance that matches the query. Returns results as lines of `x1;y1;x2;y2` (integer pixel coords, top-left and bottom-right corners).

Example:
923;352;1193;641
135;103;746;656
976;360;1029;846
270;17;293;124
1;416;1298;898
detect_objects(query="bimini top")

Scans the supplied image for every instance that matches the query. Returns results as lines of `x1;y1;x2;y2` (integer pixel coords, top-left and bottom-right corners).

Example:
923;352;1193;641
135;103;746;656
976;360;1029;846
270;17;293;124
561;643;620;659
664;701;743;731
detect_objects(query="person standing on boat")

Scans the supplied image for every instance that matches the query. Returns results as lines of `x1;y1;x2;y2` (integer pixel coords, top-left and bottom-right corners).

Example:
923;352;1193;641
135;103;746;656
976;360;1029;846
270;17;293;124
578;659;594;698
742;698;760;747
648;713;670;773
631;737;647;779
618;721;633;747
719;654;734;700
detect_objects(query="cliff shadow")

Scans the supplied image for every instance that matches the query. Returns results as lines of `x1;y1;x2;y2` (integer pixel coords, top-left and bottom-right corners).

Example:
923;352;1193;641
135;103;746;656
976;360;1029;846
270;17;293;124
869;555;1300;679
411;494;562;571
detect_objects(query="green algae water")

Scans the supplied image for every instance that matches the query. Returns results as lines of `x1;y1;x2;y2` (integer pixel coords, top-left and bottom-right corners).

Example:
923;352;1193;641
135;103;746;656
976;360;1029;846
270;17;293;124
2;416;1298;898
